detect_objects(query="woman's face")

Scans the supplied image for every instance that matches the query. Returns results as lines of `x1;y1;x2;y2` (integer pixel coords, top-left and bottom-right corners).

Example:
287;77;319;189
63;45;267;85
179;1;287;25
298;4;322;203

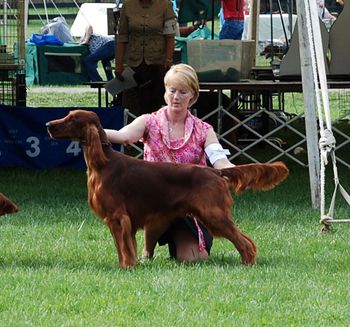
165;84;193;113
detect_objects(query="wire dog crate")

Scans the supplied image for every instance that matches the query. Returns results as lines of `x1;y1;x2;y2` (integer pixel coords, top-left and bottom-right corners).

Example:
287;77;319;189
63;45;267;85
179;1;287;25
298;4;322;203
0;0;26;106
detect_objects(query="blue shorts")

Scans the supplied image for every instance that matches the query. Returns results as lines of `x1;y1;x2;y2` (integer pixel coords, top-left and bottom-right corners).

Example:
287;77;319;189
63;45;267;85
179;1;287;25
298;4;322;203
219;19;244;40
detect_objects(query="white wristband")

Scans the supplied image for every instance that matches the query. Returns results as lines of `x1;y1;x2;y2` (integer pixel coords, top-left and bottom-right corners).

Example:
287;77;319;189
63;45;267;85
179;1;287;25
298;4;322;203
205;143;230;165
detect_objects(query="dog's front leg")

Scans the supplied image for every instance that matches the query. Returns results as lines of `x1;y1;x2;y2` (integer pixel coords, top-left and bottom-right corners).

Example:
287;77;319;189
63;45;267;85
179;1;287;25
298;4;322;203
106;214;137;268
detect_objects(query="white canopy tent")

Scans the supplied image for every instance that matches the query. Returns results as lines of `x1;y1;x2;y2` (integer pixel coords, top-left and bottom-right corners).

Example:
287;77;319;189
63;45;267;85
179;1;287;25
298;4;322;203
70;3;116;37
23;1;115;37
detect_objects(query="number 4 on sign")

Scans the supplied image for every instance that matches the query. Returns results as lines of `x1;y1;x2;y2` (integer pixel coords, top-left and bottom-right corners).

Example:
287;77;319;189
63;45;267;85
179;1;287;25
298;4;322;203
66;141;82;156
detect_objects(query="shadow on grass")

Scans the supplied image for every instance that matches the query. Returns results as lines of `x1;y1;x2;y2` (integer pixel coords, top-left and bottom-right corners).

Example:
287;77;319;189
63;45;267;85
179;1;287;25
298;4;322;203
0;251;250;273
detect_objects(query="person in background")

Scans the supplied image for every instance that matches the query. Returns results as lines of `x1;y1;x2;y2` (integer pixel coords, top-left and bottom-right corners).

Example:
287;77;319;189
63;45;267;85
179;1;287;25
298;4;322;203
244;0;250;15
178;21;204;37
172;0;205;37
80;25;115;82
316;0;336;21
219;8;225;29
219;0;245;40
105;63;235;262
115;0;177;117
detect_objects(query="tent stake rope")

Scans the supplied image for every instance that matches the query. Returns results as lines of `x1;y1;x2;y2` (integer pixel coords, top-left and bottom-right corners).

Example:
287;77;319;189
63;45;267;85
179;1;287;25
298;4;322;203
29;0;46;26
28;0;85;30
48;0;63;19
42;0;50;29
304;0;350;231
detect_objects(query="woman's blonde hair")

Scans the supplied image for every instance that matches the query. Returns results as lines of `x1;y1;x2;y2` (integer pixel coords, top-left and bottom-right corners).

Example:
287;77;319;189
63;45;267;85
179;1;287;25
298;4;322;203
164;63;199;107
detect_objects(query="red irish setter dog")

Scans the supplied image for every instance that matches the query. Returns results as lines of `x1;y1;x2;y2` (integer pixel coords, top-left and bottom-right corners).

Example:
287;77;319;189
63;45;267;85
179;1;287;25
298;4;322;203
46;110;289;269
0;192;18;217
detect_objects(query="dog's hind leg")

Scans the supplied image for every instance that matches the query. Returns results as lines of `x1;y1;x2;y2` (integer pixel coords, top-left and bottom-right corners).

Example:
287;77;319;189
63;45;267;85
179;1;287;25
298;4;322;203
106;214;137;268
226;223;257;265
206;215;257;266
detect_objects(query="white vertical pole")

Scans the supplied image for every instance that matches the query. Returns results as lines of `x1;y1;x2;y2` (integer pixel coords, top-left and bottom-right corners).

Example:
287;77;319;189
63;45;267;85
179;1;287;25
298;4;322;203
248;0;260;66
24;0;29;39
295;0;320;208
3;0;7;45
18;0;26;62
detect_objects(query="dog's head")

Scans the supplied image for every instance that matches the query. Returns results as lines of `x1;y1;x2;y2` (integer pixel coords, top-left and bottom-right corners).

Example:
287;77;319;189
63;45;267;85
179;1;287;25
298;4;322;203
47;110;110;170
46;109;102;143
0;193;18;216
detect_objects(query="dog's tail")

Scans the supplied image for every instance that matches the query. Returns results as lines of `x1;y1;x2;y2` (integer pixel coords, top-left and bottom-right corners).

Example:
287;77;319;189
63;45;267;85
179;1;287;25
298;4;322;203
220;161;289;193
0;192;18;217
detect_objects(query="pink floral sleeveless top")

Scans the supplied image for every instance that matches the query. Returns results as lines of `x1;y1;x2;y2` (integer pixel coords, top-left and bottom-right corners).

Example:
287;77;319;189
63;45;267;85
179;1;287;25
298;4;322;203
142;106;211;165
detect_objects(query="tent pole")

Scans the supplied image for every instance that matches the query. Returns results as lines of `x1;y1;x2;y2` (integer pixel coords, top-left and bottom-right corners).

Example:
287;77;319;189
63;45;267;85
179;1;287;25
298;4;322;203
24;0;29;40
211;0;215;39
249;0;260;66
276;0;289;48
288;0;293;39
269;0;275;62
18;0;26;62
296;0;321;208
3;0;7;44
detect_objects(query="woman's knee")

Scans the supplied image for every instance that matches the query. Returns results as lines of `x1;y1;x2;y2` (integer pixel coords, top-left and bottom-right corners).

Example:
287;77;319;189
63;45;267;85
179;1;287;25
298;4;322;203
172;227;209;262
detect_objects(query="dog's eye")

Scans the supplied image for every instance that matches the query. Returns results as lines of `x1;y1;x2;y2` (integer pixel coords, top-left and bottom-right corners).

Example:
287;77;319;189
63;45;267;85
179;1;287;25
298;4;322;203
68;115;77;123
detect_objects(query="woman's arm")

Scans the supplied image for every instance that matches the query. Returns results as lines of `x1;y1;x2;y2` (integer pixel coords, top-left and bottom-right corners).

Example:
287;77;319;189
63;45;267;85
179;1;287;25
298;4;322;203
204;127;235;169
163;2;177;68
115;2;128;79
115;42;127;79
80;25;93;44
164;35;175;69
105;115;148;145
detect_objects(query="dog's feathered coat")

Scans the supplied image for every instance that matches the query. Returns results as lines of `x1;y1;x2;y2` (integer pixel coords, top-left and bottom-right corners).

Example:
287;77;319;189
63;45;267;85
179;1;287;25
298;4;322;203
0;193;18;217
46;110;289;268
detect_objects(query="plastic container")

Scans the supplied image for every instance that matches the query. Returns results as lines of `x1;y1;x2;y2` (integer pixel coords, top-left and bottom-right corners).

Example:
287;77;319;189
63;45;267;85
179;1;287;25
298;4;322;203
187;39;255;82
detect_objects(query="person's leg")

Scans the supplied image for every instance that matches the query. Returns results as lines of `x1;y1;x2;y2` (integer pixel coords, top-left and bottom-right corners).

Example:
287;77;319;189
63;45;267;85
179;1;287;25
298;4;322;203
219;19;244;40
158;217;213;262
219;8;225;28
137;64;166;114
122;63;147;116
150;64;166;110
84;54;102;82
101;41;115;80
102;59;113;81
84;52;103;82
84;41;115;81
124;63;166;116
171;224;209;262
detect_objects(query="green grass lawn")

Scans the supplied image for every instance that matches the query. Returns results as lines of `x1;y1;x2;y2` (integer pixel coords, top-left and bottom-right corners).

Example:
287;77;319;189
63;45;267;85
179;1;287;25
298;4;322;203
9;9;350;325
26;88;101;108
0;164;350;326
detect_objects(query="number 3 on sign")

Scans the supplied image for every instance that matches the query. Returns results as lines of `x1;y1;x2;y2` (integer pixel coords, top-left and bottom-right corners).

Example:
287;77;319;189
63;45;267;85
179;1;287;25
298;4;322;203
66;141;82;156
26;136;40;157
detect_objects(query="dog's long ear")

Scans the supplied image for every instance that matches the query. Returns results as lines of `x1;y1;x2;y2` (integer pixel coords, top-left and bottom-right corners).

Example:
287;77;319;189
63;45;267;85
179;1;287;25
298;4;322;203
85;124;108;170
0;192;18;216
